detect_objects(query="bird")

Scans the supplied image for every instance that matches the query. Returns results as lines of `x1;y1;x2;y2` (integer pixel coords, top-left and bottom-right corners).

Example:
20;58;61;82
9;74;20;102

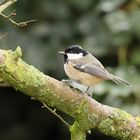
59;45;129;93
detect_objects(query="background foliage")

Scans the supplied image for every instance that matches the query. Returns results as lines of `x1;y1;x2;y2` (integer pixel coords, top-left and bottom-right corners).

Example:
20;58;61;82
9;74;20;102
0;0;140;140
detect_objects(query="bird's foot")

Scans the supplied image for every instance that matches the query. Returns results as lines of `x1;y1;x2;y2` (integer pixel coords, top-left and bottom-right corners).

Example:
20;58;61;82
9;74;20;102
61;79;75;88
84;87;93;97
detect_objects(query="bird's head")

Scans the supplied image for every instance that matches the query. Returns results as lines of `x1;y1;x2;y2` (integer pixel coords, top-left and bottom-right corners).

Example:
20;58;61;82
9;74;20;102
59;45;88;62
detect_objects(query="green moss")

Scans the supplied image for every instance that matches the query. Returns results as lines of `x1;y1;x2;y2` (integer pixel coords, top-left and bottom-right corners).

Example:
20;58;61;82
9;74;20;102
15;47;22;57
73;98;99;130
99;108;136;140
70;121;86;140
1;48;140;140
0;48;47;97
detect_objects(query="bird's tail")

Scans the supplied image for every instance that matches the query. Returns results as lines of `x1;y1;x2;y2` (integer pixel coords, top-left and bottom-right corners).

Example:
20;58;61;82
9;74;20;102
109;74;130;86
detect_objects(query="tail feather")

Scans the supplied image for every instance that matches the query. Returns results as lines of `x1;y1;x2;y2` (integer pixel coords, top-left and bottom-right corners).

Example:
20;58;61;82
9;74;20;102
110;74;130;86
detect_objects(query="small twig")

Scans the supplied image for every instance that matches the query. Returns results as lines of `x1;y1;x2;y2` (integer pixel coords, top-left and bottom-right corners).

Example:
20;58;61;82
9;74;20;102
42;103;70;128
0;32;8;39
0;0;37;27
8;9;16;17
0;13;37;27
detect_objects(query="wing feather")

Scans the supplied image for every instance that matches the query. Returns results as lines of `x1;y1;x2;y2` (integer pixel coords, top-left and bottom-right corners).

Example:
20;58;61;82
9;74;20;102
73;63;110;79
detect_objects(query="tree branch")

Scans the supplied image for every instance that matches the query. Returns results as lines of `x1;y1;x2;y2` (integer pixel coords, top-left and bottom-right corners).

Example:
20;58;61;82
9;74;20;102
42;103;70;128
0;0;37;27
0;32;8;39
70;122;86;140
0;0;16;13
0;13;37;27
0;47;140;140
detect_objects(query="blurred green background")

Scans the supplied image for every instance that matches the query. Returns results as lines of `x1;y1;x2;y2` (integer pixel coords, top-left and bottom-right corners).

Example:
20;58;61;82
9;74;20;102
0;0;140;140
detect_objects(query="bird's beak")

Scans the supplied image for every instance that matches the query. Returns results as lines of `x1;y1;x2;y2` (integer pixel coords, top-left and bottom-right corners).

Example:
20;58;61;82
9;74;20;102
58;51;65;55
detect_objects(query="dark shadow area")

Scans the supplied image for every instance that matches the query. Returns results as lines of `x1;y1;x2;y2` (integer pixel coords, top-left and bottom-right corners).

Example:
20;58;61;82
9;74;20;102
0;87;115;140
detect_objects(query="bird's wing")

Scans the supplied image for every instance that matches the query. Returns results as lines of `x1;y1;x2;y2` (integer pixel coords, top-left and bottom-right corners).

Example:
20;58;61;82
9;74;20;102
73;63;110;79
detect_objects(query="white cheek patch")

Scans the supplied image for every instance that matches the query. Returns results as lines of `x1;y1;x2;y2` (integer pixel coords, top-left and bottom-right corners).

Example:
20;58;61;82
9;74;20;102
67;53;83;60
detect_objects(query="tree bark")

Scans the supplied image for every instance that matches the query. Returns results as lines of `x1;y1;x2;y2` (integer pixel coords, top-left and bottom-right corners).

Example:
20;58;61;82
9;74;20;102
0;47;140;140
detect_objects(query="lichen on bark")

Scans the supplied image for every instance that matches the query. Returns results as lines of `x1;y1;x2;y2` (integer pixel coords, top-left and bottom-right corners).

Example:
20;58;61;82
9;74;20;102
0;47;140;140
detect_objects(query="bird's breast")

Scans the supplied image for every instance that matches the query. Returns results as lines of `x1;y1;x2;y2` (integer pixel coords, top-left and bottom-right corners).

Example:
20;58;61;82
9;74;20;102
64;62;103;86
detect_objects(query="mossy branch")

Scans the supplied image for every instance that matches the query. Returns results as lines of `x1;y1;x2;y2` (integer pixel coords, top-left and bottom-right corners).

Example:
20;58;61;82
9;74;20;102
0;47;140;140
